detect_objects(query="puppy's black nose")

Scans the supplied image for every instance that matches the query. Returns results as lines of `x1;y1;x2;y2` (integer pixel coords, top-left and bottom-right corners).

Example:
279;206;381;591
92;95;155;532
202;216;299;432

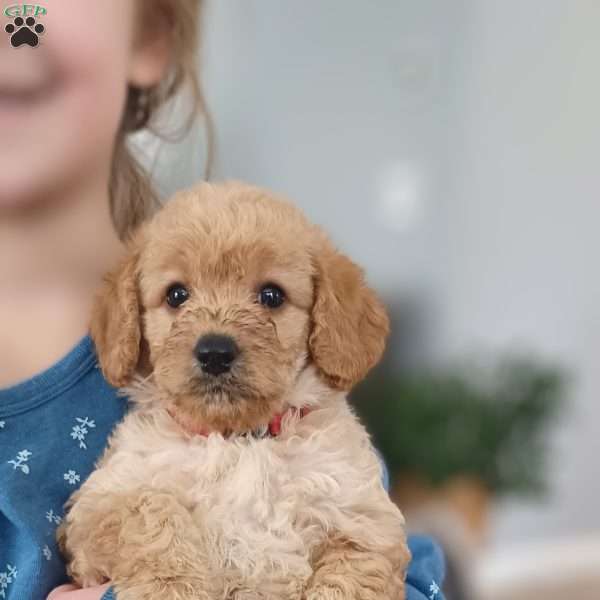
194;334;239;376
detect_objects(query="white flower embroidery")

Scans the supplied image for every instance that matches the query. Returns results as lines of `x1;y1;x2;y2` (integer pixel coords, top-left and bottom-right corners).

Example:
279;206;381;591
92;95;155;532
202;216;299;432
7;450;32;474
63;470;81;485
42;545;52;561
45;510;62;525
70;417;96;449
0;421;5;429
429;580;440;599
0;564;17;598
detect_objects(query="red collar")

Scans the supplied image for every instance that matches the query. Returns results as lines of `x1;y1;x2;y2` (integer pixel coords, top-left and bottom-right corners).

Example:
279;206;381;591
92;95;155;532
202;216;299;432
168;406;312;438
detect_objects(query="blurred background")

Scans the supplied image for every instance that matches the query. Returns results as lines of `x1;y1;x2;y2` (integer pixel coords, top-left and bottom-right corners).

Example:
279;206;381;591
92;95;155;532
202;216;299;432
137;1;600;598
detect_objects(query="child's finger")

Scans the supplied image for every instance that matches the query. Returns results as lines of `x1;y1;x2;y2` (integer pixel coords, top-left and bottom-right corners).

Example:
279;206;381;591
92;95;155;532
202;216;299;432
47;583;111;600
47;584;78;599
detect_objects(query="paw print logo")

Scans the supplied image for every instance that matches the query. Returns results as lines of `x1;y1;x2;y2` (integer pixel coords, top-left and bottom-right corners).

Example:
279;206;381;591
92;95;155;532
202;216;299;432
5;16;45;48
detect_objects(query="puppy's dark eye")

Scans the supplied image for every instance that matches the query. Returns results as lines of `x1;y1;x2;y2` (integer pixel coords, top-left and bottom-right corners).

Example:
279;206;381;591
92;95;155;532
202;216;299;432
259;284;285;308
166;284;189;308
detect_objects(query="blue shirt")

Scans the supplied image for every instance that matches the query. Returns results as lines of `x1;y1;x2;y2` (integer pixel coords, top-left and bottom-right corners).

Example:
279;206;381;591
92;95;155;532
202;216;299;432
0;336;445;600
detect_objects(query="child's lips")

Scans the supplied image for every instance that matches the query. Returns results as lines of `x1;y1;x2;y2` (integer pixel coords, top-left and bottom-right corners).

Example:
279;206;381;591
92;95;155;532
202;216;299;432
0;86;46;104
0;83;54;123
0;93;27;109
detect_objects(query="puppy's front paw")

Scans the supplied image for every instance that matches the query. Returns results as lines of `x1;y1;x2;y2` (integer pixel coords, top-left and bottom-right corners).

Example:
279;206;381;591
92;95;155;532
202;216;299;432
304;585;345;600
305;582;404;600
114;580;216;600
227;576;304;600
306;538;407;600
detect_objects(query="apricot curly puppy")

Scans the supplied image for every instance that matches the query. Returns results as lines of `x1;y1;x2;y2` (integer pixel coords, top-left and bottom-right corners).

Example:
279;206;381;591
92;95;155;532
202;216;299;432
58;182;410;600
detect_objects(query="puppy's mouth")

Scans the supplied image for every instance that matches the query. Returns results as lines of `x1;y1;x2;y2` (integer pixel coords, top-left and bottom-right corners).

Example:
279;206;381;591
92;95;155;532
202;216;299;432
166;388;283;439
163;367;286;437
191;372;245;403
167;403;312;439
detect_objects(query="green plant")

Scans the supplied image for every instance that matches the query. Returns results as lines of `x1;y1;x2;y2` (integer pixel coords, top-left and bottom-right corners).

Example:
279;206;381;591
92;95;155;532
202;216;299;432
350;357;565;497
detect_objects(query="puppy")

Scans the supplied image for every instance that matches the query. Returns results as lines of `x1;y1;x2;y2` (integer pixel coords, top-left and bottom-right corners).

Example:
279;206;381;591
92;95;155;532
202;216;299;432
58;182;410;600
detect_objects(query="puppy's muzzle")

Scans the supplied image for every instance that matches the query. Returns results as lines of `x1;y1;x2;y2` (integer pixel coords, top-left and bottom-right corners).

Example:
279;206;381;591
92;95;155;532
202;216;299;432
194;334;239;376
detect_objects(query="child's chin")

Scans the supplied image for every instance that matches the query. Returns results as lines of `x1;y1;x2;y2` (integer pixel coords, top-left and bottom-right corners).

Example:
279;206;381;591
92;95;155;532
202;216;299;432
0;170;47;210
0;141;67;207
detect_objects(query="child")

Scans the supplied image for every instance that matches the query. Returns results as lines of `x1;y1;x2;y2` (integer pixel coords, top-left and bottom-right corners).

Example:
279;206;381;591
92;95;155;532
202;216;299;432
0;2;444;599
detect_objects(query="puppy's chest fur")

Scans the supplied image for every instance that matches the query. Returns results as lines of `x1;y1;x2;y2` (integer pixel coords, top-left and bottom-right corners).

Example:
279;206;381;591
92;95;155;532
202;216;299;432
98;398;387;582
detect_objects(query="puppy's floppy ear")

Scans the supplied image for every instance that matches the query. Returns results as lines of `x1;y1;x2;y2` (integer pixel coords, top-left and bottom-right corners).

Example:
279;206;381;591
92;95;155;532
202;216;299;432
309;244;390;390
90;250;141;388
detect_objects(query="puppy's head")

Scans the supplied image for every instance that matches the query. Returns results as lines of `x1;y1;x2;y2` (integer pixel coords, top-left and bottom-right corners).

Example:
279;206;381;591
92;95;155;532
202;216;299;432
92;182;389;433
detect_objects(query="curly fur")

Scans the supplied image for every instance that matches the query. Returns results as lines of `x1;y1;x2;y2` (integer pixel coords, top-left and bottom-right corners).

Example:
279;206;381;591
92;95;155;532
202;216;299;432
58;182;409;599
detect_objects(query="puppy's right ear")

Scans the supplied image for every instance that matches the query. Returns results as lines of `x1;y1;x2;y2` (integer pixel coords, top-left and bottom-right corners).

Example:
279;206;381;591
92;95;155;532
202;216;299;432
90;251;141;388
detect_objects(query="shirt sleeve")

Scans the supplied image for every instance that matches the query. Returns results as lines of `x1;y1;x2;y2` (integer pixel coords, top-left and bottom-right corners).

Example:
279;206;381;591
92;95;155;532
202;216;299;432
405;535;446;600
100;589;116;600
377;453;446;599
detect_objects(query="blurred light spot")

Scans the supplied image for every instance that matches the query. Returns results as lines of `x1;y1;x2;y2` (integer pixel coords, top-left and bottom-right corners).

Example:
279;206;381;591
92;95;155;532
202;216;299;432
375;160;425;232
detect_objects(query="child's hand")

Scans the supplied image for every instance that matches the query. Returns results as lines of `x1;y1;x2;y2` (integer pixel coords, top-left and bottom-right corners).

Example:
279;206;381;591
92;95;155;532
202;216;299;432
47;583;111;600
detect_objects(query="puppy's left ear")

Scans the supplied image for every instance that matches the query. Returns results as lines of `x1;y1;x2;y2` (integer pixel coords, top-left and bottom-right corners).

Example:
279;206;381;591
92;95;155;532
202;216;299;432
309;245;390;390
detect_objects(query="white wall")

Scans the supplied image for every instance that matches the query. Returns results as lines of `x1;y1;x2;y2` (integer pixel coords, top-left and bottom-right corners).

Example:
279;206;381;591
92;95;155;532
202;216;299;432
151;0;600;548
433;0;600;545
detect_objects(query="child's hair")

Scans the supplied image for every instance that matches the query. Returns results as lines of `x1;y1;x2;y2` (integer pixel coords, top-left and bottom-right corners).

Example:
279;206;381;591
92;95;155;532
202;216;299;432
110;0;210;240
